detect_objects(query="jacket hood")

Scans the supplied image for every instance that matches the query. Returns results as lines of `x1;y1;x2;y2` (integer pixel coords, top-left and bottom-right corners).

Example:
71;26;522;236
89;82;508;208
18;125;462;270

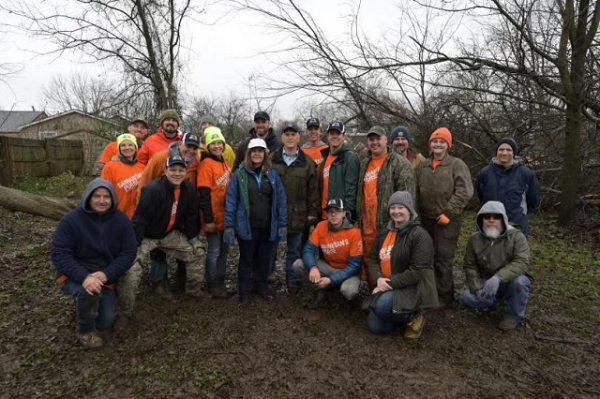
81;178;118;213
476;201;511;236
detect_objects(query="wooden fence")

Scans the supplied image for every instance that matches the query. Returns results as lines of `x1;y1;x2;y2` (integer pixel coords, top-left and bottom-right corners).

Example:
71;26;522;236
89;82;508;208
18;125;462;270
0;136;84;185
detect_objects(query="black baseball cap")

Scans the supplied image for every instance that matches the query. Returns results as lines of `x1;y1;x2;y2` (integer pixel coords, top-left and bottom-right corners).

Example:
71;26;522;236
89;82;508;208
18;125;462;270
324;198;345;210
254;111;270;121
280;121;300;133
327;122;345;133
166;155;187;168
306;117;320;128
182;132;200;147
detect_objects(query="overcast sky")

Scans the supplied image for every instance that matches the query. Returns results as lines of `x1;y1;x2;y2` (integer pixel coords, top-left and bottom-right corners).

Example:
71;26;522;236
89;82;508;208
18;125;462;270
0;0;406;119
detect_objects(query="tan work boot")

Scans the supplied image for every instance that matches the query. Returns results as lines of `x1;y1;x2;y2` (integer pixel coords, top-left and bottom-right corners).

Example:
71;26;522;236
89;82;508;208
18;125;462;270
77;331;103;348
404;314;425;339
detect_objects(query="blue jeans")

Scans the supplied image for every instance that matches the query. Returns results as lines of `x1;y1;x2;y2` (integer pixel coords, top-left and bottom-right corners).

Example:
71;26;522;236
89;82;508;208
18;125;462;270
238;228;274;299
269;232;304;283
205;231;230;286
60;280;116;334
461;275;531;321
368;291;416;334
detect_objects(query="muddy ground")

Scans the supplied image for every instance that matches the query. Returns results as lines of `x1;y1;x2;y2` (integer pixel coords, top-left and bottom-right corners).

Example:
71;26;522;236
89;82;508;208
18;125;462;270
1;207;599;398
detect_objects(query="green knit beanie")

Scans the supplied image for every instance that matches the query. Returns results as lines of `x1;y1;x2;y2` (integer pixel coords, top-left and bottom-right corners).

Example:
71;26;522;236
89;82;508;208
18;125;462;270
160;109;180;126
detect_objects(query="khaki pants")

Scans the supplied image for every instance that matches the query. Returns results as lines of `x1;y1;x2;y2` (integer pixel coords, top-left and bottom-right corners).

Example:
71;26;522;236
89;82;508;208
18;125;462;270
118;231;205;316
293;259;360;300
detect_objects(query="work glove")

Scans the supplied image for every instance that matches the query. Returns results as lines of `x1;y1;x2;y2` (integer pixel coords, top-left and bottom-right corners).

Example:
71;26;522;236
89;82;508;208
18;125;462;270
223;228;235;245
278;227;287;241
188;237;203;255
204;222;217;234
437;214;450;225
478;276;501;300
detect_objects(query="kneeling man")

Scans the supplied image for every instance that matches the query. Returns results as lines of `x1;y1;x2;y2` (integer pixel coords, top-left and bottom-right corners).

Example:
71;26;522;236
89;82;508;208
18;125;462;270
462;201;532;330
51;178;137;348
293;198;363;307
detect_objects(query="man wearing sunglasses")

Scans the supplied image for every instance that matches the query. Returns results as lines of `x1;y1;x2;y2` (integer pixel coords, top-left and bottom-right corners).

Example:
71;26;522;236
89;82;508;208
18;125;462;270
461;201;532;330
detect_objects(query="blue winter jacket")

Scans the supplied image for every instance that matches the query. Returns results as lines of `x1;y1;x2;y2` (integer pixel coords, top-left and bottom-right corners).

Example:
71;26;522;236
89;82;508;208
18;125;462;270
225;166;287;241
51;178;138;285
475;158;540;236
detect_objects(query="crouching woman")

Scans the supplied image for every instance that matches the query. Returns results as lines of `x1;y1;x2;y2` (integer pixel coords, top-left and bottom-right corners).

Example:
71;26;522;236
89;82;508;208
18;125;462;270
51;178;137;348
367;191;438;338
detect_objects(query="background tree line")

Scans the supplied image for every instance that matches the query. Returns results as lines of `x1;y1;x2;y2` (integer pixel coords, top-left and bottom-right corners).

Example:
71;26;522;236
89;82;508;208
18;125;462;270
2;0;600;224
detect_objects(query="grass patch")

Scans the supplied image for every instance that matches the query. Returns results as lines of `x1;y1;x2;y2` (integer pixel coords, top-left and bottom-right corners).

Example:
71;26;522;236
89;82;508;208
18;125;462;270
10;172;91;198
457;211;600;329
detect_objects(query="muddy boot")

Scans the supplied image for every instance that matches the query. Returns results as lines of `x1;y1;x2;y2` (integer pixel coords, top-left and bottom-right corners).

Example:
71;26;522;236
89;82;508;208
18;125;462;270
171;260;187;294
209;284;228;299
308;290;326;310
152;279;173;300
286;281;301;295
77;331;103;349
404;314;425;339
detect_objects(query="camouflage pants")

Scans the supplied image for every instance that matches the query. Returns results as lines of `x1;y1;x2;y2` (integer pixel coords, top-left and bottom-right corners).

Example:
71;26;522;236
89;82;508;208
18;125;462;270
118;231;205;316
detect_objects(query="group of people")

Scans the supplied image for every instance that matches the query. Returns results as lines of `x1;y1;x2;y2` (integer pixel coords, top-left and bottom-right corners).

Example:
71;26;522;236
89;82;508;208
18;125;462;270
51;109;539;348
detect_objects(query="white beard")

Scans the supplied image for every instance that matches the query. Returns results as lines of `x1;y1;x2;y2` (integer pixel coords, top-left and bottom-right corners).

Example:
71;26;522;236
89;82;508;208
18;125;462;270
484;226;502;239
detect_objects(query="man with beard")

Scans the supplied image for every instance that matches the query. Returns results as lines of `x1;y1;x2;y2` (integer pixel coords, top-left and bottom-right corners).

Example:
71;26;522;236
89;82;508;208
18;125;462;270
96;117;149;175
137;109;182;165
233;111;281;170
390;125;426;170
461;201;532;330
356;126;415;288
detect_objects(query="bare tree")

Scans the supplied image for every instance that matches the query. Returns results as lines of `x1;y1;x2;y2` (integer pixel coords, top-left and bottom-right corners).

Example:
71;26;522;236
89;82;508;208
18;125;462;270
233;0;600;223
2;0;202;111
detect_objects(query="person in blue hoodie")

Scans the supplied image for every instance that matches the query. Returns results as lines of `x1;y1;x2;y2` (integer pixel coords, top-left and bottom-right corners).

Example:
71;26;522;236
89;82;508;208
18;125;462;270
224;138;287;303
51;178;137;348
475;138;540;237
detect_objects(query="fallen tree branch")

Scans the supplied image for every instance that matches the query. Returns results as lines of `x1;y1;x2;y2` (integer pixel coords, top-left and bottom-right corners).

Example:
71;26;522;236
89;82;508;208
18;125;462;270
0;185;77;220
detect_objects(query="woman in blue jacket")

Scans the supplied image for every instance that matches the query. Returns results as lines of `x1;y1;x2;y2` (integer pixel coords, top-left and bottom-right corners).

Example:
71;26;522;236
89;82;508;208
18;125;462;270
51;178;137;348
224;138;287;303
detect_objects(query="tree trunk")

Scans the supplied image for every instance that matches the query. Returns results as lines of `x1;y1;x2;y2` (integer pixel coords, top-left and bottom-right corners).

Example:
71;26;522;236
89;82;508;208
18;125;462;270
558;100;583;225
0;185;76;220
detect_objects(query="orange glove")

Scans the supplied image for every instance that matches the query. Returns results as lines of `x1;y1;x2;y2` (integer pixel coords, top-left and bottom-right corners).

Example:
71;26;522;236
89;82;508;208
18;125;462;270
437;214;450;225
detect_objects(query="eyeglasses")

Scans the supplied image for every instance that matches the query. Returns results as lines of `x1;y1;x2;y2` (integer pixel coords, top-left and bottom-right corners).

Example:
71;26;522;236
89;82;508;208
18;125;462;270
482;214;502;220
326;208;344;215
327;131;343;136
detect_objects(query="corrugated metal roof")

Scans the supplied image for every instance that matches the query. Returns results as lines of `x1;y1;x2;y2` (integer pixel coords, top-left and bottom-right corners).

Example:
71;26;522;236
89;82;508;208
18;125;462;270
0;111;46;133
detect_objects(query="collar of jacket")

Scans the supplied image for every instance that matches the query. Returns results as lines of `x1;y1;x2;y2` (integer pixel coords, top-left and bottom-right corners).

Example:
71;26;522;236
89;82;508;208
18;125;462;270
272;146;308;166
249;127;275;141
365;146;392;159
200;150;224;163
118;154;138;165
328;215;354;232
386;218;419;234
321;143;351;159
